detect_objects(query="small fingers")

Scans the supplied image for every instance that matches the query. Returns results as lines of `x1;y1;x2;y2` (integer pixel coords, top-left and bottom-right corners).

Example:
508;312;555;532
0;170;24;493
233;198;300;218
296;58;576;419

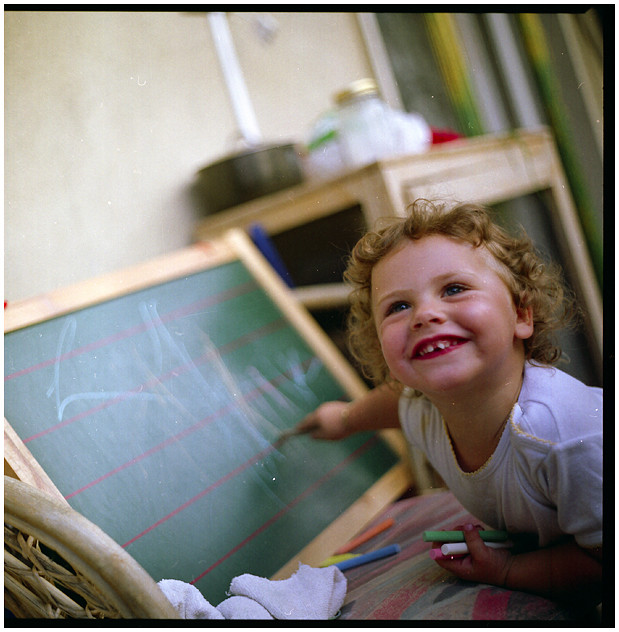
462;523;488;556
295;413;318;433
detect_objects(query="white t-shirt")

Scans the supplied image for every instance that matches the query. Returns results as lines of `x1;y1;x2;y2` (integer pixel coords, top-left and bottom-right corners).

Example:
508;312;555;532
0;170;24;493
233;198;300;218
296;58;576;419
398;363;603;548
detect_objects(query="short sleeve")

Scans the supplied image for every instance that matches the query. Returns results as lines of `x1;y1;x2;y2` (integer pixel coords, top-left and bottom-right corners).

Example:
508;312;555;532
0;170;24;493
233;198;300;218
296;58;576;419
541;432;603;548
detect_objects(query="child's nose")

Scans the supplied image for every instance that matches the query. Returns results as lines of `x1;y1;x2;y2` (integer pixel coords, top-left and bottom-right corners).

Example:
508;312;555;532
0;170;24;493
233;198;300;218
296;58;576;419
411;301;445;329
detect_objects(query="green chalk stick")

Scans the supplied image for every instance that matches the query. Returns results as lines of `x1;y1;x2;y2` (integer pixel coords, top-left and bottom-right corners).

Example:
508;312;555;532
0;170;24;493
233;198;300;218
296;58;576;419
422;530;509;543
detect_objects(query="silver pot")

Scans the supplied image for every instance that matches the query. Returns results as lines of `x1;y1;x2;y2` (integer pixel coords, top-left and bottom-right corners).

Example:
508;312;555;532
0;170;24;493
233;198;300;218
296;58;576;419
193;143;304;216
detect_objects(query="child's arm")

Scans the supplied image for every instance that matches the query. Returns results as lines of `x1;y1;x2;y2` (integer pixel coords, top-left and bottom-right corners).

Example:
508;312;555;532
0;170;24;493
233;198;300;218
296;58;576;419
434;524;602;606
294;383;402;440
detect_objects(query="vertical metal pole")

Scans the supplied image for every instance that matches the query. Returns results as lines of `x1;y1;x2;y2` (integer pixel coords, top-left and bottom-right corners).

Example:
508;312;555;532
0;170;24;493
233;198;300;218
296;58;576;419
207;12;262;146
484;13;544;128
356;13;404;110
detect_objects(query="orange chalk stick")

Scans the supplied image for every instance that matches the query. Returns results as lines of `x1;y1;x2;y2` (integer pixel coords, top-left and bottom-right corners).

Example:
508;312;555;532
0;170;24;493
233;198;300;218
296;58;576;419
334;517;395;554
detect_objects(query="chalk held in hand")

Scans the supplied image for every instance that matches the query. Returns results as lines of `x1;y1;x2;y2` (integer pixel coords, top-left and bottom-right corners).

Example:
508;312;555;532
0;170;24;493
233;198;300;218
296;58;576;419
429;540;514;560
334;544;401;571
273;422;319;449
440;541;513;556
422;529;509;543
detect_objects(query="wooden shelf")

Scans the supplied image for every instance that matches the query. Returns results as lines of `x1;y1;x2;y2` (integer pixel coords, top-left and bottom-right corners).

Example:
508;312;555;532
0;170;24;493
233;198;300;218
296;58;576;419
292;283;351;310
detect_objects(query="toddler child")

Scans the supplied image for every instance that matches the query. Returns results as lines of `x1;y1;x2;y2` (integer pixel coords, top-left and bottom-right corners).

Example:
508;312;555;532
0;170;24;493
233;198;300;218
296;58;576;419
296;200;602;607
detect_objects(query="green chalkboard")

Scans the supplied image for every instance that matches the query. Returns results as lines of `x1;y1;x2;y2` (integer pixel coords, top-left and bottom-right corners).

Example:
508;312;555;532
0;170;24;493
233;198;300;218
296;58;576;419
4;233;406;604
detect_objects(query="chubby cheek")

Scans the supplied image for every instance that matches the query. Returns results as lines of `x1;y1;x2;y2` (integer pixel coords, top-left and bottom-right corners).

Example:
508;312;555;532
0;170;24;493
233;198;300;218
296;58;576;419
457;296;491;320
378;324;408;372
462;300;519;351
455;293;493;321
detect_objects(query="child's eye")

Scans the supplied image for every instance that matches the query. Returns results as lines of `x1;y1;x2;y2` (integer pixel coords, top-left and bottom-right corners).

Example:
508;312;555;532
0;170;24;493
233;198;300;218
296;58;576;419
443;284;467;297
386;301;410;316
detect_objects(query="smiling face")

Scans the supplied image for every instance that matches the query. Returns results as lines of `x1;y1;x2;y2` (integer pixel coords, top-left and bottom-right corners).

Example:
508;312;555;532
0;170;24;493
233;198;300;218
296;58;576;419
371;235;533;400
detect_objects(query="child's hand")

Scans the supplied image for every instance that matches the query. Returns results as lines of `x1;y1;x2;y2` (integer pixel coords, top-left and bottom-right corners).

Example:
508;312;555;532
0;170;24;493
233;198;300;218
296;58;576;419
295;401;350;440
432;523;513;587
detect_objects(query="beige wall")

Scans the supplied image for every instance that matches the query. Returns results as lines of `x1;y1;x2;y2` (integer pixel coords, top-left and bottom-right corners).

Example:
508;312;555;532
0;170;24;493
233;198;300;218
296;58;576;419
5;11;373;301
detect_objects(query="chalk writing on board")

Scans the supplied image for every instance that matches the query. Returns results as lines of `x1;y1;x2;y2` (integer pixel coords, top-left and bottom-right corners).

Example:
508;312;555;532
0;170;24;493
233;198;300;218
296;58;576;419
240;350;323;434
45;315;162;422
40;297;328;509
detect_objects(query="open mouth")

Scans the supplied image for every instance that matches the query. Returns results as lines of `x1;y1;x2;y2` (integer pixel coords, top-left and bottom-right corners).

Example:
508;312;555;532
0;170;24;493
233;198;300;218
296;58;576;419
413;337;467;359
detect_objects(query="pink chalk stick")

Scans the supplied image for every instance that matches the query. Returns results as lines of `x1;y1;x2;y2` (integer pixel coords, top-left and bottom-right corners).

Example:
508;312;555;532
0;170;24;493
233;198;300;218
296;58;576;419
428;548;467;560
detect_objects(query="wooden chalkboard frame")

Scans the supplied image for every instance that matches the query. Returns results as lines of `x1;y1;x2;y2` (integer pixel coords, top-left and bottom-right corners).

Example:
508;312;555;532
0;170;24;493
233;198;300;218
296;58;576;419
4;229;412;582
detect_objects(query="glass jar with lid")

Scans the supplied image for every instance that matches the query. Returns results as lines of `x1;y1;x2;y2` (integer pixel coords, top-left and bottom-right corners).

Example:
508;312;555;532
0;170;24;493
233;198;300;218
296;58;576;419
334;78;396;169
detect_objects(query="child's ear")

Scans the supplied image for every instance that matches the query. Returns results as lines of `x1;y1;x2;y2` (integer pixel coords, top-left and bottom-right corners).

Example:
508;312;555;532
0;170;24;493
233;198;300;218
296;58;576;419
515;305;534;340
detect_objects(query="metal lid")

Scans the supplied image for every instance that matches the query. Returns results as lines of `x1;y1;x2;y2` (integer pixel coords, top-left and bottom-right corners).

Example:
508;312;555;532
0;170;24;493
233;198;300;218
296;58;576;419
334;78;379;105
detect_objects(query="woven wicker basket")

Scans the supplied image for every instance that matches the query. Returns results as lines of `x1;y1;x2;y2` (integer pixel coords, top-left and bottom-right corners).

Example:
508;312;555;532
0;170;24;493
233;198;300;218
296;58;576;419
4;475;179;619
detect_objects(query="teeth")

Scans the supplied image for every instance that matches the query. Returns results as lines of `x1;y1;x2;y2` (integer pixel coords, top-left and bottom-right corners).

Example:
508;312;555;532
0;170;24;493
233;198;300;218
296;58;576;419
418;340;456;357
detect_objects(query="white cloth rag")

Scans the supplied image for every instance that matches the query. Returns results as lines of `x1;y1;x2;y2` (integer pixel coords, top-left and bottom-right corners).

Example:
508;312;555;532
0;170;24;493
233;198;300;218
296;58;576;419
157;579;224;619
158;563;346;620
230;563;346;619
216;595;273;619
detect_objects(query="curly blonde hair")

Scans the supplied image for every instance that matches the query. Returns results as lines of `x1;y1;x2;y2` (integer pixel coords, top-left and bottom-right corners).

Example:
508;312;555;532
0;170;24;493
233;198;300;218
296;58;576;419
345;199;578;385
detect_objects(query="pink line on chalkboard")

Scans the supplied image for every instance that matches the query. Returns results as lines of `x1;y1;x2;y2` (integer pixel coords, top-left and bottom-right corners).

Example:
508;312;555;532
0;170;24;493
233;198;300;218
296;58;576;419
121;443;278;549
189;437;380;584
23;317;287;444
5;280;257;382
64;357;310;500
